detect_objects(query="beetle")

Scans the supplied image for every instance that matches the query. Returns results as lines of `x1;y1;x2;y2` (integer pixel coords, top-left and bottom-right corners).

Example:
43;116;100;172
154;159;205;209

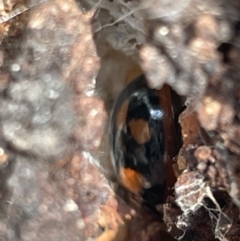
109;75;181;209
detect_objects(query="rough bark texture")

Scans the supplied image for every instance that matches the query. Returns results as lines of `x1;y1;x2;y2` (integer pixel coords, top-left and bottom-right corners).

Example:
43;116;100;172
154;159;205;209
0;0;240;241
0;1;126;240
139;0;240;240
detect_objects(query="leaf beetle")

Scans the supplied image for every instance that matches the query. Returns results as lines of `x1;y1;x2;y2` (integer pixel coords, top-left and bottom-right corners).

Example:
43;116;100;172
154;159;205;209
109;75;182;209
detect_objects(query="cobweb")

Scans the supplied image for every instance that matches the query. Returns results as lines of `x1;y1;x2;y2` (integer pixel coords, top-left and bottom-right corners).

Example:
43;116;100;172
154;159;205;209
79;0;145;56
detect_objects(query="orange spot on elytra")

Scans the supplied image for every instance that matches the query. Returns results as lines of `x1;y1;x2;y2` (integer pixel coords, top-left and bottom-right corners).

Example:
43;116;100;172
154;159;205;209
128;119;151;144
120;167;143;195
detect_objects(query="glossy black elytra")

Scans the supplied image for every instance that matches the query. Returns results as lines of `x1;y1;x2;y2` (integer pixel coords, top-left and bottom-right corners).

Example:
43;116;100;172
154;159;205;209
109;75;179;209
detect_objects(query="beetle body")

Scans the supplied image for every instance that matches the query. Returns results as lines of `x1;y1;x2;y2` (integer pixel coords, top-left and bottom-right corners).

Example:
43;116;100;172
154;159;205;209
110;75;170;207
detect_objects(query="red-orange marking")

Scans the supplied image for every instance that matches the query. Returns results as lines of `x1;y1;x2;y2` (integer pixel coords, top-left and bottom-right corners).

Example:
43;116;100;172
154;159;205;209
119;167;144;195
